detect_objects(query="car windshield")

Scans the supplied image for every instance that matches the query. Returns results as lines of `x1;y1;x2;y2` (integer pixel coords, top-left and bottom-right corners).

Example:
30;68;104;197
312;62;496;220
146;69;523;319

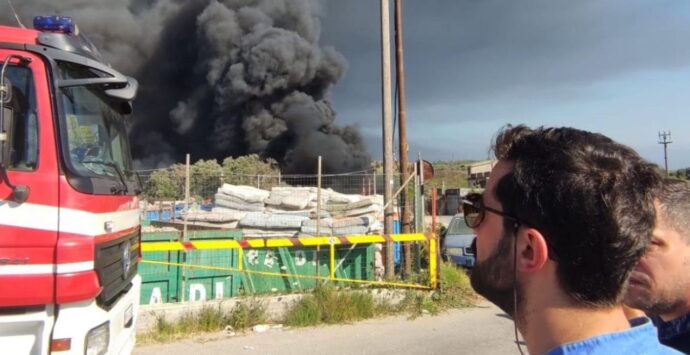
58;63;133;180
447;216;473;235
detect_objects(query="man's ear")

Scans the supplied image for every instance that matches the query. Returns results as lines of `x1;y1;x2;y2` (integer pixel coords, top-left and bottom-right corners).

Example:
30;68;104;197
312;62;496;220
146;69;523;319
516;228;549;273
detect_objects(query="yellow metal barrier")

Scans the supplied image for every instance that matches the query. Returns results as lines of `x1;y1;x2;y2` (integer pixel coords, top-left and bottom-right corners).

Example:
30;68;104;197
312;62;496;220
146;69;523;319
141;233;438;290
140;259;432;290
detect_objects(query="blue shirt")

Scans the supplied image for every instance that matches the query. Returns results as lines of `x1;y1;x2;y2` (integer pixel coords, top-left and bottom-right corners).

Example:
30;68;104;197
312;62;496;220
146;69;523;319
652;314;690;354
546;317;682;354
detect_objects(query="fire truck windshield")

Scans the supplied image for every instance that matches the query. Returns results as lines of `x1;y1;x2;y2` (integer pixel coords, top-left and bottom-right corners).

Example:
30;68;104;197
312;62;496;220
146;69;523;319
56;61;135;192
61;85;133;180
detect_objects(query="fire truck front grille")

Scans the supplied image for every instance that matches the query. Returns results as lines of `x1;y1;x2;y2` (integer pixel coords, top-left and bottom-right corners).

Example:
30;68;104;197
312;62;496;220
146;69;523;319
94;231;139;309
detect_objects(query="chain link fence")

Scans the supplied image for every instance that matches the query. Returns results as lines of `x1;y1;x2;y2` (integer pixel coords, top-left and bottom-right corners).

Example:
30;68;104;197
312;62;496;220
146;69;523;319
137;169;410;228
136;161;430;303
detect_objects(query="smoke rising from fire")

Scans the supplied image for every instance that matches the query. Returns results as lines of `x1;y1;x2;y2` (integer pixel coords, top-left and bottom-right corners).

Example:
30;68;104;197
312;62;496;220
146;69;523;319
3;0;371;173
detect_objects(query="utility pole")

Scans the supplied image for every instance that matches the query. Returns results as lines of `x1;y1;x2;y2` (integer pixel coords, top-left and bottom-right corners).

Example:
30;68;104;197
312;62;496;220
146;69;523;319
658;131;672;176
380;0;395;279
394;0;412;276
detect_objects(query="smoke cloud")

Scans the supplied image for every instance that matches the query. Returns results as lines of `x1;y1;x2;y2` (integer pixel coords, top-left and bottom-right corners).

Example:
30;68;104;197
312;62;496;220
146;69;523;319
3;0;371;173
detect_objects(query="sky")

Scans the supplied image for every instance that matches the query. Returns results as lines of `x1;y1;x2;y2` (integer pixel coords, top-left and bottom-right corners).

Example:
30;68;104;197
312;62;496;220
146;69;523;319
2;0;689;171
317;0;690;169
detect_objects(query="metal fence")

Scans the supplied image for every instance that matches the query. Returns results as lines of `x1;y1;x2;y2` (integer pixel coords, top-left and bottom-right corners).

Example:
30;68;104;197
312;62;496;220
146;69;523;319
137;169;414;231
135;163;430;304
138;231;436;306
138;170;390;202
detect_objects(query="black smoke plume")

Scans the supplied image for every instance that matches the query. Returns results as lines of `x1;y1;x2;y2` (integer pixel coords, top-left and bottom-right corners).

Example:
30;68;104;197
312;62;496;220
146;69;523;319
3;0;371;173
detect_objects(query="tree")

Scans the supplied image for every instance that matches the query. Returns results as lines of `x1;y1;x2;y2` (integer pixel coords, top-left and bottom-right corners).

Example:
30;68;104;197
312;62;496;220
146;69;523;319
222;154;280;188
190;159;223;201
143;167;183;201
142;155;282;202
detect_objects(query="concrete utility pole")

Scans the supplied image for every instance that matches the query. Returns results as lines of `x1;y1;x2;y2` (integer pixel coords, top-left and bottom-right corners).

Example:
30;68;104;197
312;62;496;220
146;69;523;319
658;131;672;176
380;0;395;279
394;0;412;276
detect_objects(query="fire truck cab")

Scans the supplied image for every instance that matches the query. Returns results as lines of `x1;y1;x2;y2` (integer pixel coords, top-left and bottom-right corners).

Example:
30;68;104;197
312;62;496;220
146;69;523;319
0;16;141;354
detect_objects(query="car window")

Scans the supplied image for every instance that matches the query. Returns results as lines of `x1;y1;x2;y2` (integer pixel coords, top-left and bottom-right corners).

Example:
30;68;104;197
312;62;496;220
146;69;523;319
447;216;473;235
4;66;38;171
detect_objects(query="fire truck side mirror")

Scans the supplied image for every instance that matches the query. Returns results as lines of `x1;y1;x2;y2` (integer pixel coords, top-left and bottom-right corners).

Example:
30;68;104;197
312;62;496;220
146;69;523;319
12;185;29;203
0;102;30;203
105;77;138;103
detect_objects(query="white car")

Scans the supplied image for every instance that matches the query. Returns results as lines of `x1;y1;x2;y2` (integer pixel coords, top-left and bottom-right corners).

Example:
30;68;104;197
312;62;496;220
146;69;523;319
442;214;476;268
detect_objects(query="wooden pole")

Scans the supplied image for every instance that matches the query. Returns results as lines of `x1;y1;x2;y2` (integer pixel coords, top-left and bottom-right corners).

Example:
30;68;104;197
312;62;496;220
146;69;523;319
380;0;395;279
394;0;412;277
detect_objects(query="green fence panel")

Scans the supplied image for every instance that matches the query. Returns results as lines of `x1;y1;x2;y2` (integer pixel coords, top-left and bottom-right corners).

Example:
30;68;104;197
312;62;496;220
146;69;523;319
240;245;373;294
141;230;374;303
180;230;242;302
140;230;242;305
140;232;182;305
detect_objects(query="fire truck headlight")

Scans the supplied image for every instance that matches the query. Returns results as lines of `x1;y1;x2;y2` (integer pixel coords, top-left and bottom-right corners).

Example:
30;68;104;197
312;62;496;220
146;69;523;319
85;321;109;355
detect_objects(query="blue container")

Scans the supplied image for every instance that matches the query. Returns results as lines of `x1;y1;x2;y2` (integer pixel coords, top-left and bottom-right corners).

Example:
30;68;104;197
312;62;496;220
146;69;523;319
393;220;401;265
145;210;173;221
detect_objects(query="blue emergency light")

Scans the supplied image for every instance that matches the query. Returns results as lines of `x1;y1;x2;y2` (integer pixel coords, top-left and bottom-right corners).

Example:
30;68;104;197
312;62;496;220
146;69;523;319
33;16;76;34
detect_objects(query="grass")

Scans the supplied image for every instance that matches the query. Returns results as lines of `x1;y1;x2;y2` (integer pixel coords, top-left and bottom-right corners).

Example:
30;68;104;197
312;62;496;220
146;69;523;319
283;285;383;327
436;261;477;309
396;262;476;318
425;160;474;191
139;263;476;343
138;298;268;344
284;263;476;326
229;298;268;330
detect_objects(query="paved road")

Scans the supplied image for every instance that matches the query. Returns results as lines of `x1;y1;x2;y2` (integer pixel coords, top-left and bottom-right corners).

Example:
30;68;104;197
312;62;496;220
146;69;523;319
134;301;521;355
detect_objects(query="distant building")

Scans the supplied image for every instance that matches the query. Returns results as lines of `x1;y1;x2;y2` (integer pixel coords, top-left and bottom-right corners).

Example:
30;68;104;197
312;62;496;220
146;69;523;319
467;160;497;188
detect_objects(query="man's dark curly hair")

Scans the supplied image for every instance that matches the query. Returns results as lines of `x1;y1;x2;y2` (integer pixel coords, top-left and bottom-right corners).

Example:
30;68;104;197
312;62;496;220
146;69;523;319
493;125;662;307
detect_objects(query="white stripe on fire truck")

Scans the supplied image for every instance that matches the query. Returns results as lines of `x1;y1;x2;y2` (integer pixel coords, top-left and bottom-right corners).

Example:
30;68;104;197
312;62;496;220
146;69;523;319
0;202;139;236
0;261;94;276
56;261;94;273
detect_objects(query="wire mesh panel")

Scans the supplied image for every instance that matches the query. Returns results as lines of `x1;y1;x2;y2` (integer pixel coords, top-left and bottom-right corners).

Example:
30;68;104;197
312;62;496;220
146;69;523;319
138;231;182;305
139;234;436;305
136;161;433;304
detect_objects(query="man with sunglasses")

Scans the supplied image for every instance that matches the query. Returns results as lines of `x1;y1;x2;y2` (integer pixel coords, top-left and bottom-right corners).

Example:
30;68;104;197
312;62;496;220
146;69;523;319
464;125;678;354
624;179;690;353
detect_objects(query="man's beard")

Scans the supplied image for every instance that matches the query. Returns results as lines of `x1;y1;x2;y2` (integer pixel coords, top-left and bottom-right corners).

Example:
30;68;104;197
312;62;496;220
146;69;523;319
471;233;518;317
625;277;689;317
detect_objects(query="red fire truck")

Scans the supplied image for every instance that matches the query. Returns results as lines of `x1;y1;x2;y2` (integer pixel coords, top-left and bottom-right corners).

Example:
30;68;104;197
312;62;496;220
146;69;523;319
0;16;141;354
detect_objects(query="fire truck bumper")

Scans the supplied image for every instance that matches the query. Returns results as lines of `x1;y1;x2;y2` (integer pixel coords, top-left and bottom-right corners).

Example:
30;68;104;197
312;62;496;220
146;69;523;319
0;305;55;355
51;274;142;355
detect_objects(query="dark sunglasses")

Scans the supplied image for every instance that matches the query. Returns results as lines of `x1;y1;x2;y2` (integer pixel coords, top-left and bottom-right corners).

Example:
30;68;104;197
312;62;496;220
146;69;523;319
461;192;521;229
462;193;557;262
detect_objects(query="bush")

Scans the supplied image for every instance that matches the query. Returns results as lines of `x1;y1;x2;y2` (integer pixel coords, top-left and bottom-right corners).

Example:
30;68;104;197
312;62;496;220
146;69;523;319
436;261;476;309
139;299;268;344
397;262;476;318
284;285;379;327
142;154;281;202
222;154;280;188
230;298;267;330
140;265;476;343
284;296;322;327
